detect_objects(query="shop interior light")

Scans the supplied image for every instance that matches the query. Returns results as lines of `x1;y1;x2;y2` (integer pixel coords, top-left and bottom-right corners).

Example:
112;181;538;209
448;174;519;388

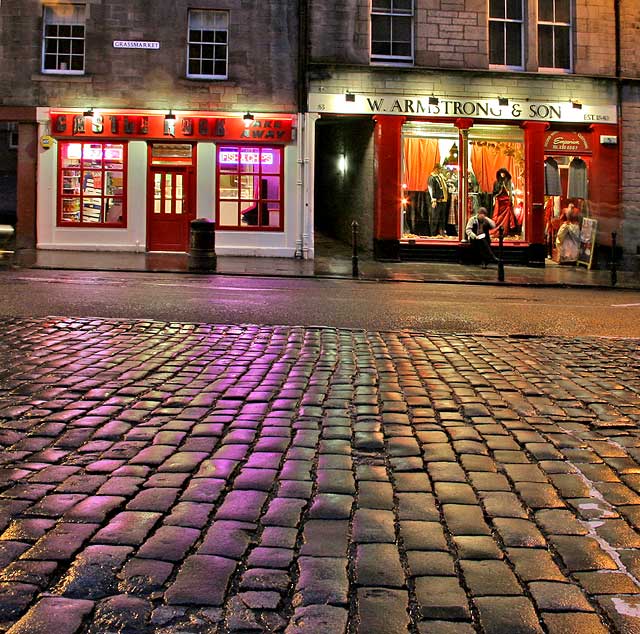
345;92;356;102
83;107;94;117
498;97;509;106
428;96;439;105
164;110;176;121
571;99;583;109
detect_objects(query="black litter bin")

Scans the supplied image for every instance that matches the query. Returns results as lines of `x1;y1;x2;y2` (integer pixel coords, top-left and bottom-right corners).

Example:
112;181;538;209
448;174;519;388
188;218;217;272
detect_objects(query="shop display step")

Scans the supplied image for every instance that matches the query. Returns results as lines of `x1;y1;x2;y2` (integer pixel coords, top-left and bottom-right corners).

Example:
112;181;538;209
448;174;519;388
399;242;530;265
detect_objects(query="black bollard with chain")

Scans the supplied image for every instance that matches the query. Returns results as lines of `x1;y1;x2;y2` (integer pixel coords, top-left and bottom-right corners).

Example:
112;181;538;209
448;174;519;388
352;220;359;278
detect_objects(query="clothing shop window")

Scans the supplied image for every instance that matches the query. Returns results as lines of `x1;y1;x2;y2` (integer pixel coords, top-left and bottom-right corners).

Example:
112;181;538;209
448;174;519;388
469;125;525;241
42;4;85;74
401;123;460;240
58;141;126;227
371;0;414;63
187;9;228;79
538;0;572;71
217;146;283;230
489;0;523;68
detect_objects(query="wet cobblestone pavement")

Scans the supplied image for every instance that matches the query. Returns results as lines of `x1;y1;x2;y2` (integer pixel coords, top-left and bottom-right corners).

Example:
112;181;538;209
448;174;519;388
0;317;639;633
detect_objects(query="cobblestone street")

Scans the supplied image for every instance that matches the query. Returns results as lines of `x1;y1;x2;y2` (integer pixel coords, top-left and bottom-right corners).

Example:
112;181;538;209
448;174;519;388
0;317;639;634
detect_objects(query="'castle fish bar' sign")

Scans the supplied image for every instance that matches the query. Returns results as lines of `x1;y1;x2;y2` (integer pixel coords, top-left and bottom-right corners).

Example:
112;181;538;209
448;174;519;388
308;92;617;124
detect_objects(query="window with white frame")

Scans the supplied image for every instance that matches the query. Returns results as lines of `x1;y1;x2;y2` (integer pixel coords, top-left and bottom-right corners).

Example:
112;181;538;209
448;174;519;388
187;9;229;79
538;0;572;70
489;0;523;68
371;0;413;63
42;4;85;74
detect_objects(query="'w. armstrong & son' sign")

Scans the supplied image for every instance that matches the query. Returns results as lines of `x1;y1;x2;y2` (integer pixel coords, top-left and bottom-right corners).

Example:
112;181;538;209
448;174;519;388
308;93;617;124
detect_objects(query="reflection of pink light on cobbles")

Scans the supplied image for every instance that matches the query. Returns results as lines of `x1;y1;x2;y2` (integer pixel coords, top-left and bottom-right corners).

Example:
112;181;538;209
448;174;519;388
0;317;639;633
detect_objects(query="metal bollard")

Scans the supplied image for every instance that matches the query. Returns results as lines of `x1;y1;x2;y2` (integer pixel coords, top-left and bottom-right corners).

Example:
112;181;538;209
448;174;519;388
0;224;14;250
497;226;505;282
188;218;217;272
352;220;359;278
611;232;617;287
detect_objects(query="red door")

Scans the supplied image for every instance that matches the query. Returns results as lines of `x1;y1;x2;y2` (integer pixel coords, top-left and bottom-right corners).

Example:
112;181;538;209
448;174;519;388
147;167;194;251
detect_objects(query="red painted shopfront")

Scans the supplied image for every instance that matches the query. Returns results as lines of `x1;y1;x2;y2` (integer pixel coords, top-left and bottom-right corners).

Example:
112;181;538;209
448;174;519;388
370;114;619;266
48;110;293;253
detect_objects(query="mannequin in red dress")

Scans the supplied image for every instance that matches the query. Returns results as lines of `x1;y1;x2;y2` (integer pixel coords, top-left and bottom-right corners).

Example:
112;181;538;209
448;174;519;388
490;168;518;237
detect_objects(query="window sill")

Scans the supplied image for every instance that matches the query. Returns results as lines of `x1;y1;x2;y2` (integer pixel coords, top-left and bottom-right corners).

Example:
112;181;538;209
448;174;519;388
32;73;92;83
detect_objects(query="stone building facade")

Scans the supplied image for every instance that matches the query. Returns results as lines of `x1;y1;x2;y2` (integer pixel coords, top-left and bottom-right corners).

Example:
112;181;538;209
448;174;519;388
0;1;308;258
307;0;640;269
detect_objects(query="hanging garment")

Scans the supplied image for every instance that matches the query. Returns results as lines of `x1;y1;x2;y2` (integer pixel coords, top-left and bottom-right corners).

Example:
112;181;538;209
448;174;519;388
544;157;562;196
568;157;588;199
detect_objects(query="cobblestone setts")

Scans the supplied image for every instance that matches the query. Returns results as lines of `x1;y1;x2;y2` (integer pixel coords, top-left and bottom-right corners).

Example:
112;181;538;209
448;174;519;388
0;317;638;633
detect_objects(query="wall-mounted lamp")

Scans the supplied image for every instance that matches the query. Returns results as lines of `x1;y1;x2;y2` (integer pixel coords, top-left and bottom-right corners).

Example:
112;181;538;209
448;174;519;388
164;110;176;137
338;153;348;175
243;112;254;128
571;99;583;109
428;96;439;106
498;97;509;106
83;107;94;117
345;92;356;103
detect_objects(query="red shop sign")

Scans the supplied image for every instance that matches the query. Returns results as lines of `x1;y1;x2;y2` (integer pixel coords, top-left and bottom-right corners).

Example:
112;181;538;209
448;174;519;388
544;131;591;155
50;112;293;143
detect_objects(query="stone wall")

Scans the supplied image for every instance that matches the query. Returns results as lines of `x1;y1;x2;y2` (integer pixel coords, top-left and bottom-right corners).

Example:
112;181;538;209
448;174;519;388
621;84;640;270
0;0;298;113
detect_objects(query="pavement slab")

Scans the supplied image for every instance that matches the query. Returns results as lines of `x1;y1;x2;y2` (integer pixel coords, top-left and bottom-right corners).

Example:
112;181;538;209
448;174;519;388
0;316;639;632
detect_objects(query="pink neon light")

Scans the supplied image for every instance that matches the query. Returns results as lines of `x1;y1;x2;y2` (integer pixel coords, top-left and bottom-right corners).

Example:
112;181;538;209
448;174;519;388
219;149;274;165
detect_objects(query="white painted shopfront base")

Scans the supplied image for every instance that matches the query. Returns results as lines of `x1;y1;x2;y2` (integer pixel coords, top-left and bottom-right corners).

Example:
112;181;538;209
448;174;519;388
37;131;310;259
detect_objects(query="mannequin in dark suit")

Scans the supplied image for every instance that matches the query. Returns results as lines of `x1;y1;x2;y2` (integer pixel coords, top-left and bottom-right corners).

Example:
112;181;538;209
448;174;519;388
428;165;448;237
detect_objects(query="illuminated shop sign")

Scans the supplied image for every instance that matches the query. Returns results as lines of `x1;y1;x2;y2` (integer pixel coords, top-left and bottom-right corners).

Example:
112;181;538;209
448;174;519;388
65;143;124;161
308;93;618;124
219;149;274;165
49;112;294;142
544;132;591;154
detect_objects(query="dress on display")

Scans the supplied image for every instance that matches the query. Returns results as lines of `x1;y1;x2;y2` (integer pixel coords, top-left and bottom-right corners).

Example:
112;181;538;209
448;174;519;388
490;169;518;237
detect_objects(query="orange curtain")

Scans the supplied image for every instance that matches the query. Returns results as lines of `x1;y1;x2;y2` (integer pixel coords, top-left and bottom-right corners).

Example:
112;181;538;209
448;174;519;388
471;142;521;193
402;138;440;191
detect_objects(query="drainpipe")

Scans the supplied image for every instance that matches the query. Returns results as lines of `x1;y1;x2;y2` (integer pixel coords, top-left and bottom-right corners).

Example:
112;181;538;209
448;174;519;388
295;0;309;258
614;0;623;260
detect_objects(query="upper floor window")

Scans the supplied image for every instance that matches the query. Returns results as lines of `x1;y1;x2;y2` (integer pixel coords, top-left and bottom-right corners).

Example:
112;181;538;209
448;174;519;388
187;9;229;79
42;4;85;74
371;0;413;64
538;0;572;71
489;0;523;69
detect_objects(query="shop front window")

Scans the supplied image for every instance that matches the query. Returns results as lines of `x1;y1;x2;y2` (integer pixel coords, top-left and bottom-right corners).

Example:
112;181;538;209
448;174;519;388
58;141;126;226
401;123;525;242
401;123;460;240
469;126;525;241
216;146;283;231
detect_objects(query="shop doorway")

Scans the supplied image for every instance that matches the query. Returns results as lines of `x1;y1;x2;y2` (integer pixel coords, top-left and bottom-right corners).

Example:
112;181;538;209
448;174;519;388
146;144;195;252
